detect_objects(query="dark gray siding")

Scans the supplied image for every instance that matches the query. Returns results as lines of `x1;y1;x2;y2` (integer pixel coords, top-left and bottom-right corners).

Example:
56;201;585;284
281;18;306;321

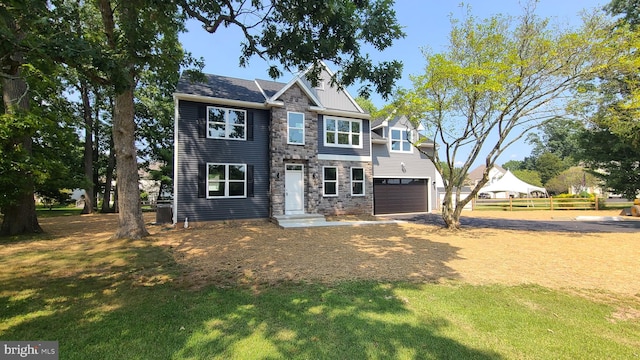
317;114;371;157
176;100;270;222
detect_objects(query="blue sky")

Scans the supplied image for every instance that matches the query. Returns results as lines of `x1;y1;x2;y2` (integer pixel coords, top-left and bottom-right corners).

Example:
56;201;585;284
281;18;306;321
179;0;606;167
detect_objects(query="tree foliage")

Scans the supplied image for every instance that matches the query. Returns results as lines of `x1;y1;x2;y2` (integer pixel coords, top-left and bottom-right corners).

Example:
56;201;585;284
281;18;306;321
511;169;543;187
501;160;523;171
534;152;568;185
578;128;640;199
545;166;601;195
0;0;90;235
2;0;406;238
525;117;584;163
183;0;405;98
392;4;617;229
605;0;640;29
572;0;640;199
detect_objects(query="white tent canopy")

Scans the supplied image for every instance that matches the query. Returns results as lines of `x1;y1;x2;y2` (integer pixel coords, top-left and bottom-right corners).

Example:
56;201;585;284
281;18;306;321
479;170;547;196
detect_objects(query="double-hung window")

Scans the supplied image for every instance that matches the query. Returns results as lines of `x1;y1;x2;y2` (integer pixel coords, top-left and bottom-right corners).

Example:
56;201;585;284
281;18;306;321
390;128;412;152
207;163;246;198
324;117;362;148
207;107;246;140
351;168;365;196
287;112;305;145
323;167;338;196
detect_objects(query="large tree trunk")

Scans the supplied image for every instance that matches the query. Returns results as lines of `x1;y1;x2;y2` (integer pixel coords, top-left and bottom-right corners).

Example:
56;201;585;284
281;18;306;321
112;86;148;239
0;68;42;236
101;136;115;213
80;81;94;214
441;188;462;230
93;105;100;206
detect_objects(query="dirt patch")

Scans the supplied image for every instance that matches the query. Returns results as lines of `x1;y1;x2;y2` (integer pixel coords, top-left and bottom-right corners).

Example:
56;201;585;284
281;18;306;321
22;211;640;295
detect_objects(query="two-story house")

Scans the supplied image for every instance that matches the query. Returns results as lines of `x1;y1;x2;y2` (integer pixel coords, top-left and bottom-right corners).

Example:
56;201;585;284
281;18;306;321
173;63;373;223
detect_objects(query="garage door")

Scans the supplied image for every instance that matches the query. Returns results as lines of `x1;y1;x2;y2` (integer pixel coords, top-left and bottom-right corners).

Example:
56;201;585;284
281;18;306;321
373;178;428;214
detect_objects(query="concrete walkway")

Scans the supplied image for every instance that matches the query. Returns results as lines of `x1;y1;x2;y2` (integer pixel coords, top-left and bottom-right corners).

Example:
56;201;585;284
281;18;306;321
273;214;403;228
278;219;404;228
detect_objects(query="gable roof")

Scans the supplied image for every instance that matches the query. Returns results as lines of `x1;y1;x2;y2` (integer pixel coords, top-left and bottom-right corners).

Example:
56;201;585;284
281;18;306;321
176;73;271;103
370;115;435;148
371;118;387;129
255;79;286;99
174;63;369;118
299;63;365;113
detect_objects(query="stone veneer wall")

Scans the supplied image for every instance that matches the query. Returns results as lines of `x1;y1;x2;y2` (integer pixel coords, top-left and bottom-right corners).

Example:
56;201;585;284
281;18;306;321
269;83;373;217
316;160;373;215
270;83;318;216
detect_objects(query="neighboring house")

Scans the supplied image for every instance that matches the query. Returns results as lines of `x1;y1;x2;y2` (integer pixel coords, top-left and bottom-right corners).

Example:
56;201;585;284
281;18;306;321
468;164;507;187
370;115;439;214
468;164;509;198
173;63;374;223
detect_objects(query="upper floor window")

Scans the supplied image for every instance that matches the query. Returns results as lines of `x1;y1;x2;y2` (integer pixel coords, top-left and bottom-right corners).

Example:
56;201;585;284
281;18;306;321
351;167;365;196
207;163;246;198
324;117;362;148
208;107;246;140
287;112;305;145
390;128;412;153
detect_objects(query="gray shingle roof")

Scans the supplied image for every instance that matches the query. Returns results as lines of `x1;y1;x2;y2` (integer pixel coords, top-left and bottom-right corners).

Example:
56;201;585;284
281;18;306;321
371;131;385;141
371;118;386;128
255;79;286;99
176;73;269;103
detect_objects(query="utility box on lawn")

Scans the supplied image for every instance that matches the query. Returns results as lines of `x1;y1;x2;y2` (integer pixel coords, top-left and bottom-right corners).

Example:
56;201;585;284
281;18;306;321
156;201;173;224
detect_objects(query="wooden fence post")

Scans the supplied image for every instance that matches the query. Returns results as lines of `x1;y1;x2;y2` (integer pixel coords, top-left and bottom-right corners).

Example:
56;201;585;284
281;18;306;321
595;196;599;210
509;197;513;211
550;196;554;211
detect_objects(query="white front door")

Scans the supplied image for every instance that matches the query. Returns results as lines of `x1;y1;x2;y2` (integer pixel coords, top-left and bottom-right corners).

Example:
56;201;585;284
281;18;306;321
285;164;304;215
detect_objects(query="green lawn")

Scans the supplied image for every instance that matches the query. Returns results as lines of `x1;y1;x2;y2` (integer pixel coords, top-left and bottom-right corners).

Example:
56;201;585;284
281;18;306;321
1;229;639;359
35;206;83;217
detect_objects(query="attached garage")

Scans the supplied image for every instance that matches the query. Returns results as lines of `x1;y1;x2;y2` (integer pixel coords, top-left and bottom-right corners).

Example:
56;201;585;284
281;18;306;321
373;178;429;214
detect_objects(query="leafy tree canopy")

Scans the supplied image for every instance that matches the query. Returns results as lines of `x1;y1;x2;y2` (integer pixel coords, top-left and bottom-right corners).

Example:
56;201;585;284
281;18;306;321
545;166;601;196
502;160;523;171
525;117;584;164
391;3;618;228
578;127;640;199
183;0;405;98
511;169;543;187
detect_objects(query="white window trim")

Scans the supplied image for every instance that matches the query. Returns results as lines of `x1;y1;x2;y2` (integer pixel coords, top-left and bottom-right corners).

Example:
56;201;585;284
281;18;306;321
351;167;365;197
287;111;305;145
207;106;247;141
324;117;363;149
390;127;413;153
206;163;247;199
322;166;339;197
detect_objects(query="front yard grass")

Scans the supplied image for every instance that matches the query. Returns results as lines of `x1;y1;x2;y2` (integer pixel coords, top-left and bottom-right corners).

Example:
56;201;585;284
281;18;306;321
1;214;639;359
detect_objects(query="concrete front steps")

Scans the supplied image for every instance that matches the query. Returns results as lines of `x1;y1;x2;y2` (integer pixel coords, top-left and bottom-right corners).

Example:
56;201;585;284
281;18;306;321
272;214;328;228
272;213;403;228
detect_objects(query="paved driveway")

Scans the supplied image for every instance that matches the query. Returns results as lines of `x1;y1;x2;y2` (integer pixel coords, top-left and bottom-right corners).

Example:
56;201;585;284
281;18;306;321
392;213;640;233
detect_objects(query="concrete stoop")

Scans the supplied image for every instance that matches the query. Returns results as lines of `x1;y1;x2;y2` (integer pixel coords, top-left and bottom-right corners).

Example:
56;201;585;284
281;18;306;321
272;213;403;228
272;214;328;228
